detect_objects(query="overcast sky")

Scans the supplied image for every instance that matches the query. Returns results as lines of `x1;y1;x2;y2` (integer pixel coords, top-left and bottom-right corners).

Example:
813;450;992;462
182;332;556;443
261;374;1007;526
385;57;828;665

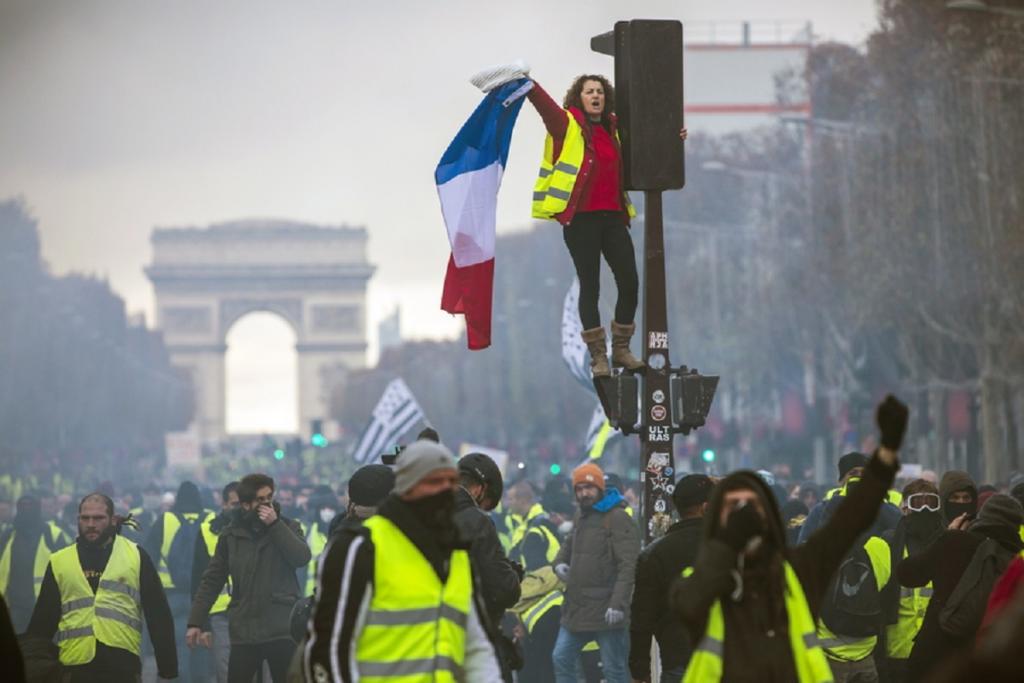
0;1;879;431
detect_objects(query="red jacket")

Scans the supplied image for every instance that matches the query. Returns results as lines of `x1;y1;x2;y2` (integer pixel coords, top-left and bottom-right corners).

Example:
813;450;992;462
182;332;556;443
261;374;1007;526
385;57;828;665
526;81;631;226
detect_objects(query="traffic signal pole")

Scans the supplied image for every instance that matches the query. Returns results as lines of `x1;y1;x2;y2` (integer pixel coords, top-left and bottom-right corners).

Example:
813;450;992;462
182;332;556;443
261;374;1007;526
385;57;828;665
592;20;718;545
638;191;676;541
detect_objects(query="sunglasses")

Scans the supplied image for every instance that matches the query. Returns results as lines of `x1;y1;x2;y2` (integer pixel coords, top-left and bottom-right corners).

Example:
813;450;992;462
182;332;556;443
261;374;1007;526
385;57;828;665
906;493;940;513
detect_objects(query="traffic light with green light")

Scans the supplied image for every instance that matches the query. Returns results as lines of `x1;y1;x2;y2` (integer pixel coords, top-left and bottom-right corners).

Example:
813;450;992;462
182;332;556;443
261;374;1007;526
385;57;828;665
701;449;716;463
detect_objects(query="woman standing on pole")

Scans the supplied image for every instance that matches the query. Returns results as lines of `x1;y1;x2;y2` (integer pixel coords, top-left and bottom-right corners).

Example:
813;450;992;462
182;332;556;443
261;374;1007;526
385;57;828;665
526;74;686;377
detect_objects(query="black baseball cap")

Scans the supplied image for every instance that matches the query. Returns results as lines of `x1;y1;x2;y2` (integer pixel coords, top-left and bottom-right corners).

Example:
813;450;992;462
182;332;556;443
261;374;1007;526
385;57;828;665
673;474;714;511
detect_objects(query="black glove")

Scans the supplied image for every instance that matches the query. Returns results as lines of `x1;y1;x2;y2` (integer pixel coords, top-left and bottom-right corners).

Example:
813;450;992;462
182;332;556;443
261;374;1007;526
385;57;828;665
720;502;764;553
510;560;525;581
876;394;909;451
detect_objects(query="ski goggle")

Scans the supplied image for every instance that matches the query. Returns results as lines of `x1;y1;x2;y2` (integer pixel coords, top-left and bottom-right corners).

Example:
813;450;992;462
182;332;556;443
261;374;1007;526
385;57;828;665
906;493;940;513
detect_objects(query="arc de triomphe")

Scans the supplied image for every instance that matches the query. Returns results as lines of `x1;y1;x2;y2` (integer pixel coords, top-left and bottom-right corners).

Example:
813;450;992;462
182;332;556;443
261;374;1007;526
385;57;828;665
146;219;374;442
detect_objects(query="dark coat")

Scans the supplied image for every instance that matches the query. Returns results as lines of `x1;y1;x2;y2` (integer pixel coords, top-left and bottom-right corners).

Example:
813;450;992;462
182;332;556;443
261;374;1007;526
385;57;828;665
188;507;310;645
452;487;521;624
898;525;1023;682
671;455;898;683
554;498;641;631
629;516;703;681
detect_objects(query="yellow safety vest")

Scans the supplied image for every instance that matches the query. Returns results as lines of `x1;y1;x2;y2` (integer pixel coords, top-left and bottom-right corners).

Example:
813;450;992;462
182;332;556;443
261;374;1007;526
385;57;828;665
522;589;564;634
199;518;231;615
50;535;143;665
158;511;211;588
355;515;472;682
817;536;891;662
304;522;330;597
683;562;833;683
886;547;932;660
824;484;902;507
0;530;60;598
509;504;561;565
531;111;636;221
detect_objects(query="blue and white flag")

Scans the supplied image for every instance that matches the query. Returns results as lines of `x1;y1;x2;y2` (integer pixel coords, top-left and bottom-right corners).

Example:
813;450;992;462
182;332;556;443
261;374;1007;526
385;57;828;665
584;400;622;462
352;378;426;464
438;78;533;350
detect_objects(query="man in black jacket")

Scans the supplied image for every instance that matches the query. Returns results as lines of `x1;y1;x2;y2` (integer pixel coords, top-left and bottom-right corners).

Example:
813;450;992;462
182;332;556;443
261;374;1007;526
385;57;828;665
26;492;178;682
455;453;523;624
455;453;524;682
629;473;712;683
303;440;501;682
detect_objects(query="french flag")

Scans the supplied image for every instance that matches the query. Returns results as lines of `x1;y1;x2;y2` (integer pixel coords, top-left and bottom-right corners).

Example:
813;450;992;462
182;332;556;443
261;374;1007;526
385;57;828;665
436;78;532;350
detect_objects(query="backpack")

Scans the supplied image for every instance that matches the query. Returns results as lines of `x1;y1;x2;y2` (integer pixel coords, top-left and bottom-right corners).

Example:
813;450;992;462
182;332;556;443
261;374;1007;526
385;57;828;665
939;538;1014;639
820;543;883;637
166;513;204;591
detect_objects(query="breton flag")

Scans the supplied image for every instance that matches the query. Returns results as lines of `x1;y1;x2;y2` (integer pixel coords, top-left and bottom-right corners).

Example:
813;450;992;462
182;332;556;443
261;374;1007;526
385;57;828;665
437;77;533;350
352;378;426;465
584;401;621;462
562;278;599;390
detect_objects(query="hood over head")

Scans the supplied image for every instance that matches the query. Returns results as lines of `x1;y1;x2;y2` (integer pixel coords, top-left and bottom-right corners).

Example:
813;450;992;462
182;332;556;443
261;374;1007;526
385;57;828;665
173;481;203;513
939;470;977;503
702;470;788;555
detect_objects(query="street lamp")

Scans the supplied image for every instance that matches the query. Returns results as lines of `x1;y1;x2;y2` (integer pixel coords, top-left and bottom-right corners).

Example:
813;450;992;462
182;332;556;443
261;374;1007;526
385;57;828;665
946;0;1024;17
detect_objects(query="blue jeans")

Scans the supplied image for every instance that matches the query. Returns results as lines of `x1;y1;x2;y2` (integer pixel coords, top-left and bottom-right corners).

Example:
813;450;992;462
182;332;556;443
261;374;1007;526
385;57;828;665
552;626;629;683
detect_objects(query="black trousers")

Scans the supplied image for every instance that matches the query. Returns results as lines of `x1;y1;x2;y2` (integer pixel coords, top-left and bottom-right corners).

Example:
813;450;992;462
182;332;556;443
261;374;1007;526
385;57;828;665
562;211;639;330
227;639;295;683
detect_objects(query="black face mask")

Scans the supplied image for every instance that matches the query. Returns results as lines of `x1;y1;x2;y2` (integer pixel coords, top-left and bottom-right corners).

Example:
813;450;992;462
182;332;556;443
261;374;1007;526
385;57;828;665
906;510;943;541
944;500;977;524
407;489;458;548
408;489;456;526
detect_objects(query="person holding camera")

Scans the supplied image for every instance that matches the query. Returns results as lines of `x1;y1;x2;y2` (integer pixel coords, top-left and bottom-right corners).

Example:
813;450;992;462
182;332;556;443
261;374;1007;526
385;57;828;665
186;473;310;683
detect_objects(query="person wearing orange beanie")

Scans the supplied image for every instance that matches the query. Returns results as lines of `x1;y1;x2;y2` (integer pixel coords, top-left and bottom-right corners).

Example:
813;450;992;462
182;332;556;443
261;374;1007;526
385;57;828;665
551;462;639;683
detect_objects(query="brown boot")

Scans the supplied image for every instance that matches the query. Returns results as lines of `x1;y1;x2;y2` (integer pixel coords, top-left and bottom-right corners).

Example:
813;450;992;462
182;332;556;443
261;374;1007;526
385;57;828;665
580;327;611;378
610;321;645;370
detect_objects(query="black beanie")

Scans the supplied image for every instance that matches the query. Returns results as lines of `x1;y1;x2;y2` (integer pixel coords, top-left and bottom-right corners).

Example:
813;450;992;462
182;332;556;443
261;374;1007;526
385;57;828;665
672;474;713;511
837;452;868;481
348;465;395;507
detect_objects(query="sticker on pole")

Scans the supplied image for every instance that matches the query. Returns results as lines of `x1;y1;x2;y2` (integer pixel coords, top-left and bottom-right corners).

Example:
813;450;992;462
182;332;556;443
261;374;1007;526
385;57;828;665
649;331;668;349
651;405;667;421
648;426;671;442
652;389;665;404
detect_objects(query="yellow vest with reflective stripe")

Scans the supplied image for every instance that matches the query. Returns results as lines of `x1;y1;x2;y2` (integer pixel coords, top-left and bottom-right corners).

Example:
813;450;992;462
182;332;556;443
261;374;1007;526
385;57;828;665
683;562;833;683
304;522;329;596
817;536;891;662
50;535;142;665
509;504;561;565
0;531;57;598
522;589;563;634
825;484;902;506
199;518;231;614
158;511;211;588
531;112;636;221
885;546;932;660
355;515;472;682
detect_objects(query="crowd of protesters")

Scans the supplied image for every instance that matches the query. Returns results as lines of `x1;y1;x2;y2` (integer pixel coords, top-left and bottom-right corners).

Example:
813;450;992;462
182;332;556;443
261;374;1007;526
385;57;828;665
3;397;1024;682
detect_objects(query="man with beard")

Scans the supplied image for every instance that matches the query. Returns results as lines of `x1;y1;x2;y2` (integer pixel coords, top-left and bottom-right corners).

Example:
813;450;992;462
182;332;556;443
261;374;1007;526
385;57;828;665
672;395;908;682
186;473;310;683
879;479;943;683
938;471;977;528
26;492;178;681
303;439;501;682
551;462;641;683
188;480;240;683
